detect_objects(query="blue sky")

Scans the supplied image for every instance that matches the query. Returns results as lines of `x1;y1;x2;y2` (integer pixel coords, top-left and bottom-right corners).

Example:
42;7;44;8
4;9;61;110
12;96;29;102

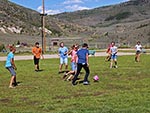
9;0;130;15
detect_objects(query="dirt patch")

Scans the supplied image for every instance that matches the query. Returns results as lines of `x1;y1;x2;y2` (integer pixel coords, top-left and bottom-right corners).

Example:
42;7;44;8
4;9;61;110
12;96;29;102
52;95;71;100
26;100;41;106
53;91;106;100
20;97;29;101
107;84;131;90
73;93;90;98
93;91;106;96
0;98;11;103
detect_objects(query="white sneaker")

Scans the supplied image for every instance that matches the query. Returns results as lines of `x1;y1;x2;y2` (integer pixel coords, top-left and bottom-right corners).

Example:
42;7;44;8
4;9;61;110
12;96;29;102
83;81;90;85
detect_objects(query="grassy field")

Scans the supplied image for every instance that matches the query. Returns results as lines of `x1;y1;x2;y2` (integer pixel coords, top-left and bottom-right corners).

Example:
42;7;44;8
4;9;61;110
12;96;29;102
0;55;150;113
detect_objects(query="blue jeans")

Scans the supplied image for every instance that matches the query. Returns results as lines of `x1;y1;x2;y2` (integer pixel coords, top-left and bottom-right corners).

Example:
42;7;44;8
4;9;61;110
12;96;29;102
72;63;90;83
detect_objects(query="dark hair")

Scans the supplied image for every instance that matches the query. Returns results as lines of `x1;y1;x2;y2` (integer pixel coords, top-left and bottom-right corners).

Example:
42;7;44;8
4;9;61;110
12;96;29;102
9;46;16;51
59;42;64;47
71;45;75;49
111;41;115;44
35;42;39;45
137;41;140;44
82;43;88;48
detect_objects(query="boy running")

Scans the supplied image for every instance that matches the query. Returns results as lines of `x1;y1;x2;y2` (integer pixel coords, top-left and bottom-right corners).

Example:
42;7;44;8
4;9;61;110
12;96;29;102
135;41;142;62
72;43;90;85
110;42;118;68
32;42;44;71
5;46;17;88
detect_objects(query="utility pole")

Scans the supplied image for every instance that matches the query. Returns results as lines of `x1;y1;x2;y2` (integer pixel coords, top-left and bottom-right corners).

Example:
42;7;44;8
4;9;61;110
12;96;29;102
40;0;47;53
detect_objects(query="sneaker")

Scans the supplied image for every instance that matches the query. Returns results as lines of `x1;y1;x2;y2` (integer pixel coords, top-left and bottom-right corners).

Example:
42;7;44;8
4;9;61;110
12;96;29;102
58;71;63;74
35;70;39;72
83;81;90;85
115;65;118;68
12;82;18;86
72;82;77;86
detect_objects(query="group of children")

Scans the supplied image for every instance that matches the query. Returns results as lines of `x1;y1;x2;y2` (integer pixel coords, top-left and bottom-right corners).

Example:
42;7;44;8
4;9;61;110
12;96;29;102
58;42;90;85
5;41;142;88
105;41;142;68
105;41;118;68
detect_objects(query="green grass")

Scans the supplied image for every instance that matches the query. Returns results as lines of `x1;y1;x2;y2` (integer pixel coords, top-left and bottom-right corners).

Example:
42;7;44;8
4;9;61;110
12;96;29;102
0;55;150;113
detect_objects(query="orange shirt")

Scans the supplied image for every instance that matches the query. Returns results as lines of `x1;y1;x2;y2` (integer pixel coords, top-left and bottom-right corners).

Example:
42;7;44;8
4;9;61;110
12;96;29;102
32;47;42;58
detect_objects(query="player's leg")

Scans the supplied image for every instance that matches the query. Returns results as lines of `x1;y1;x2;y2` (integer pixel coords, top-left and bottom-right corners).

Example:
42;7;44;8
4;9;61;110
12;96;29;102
66;62;76;80
9;76;15;88
7;67;16;88
114;55;118;68
72;63;82;85
64;58;68;71
110;55;113;68
135;51;138;62
34;56;39;71
137;53;141;62
59;57;63;73
37;59;40;70
83;64;90;84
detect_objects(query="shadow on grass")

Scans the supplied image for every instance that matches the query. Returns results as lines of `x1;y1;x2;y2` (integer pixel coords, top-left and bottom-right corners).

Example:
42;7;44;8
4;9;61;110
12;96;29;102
35;69;44;72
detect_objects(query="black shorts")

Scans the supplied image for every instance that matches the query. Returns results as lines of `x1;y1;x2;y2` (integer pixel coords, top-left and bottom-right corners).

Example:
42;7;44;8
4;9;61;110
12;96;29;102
136;50;141;55
34;56;40;65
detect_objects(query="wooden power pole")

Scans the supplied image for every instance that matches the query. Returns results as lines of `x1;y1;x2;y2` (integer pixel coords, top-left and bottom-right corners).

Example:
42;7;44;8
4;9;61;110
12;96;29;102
41;0;46;53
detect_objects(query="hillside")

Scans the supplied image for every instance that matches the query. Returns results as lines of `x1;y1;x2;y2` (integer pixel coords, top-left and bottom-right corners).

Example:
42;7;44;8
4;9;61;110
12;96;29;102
0;0;41;35
53;0;150;46
0;0;90;38
54;0;150;27
0;0;150;47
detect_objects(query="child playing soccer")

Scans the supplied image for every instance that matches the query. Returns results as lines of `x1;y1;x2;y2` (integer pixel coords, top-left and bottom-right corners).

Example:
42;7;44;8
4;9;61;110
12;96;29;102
72;43;90;85
63;44;78;81
105;43;112;61
110;42;118;68
5;46;17;88
32;42;44;71
135;41;142;62
58;42;68;73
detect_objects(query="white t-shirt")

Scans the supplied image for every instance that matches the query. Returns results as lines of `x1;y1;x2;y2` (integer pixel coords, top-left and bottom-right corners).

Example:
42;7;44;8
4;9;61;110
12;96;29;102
135;44;142;51
110;46;117;55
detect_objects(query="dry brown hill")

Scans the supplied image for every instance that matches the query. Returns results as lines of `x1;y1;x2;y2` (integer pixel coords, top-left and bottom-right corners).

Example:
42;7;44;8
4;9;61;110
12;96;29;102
0;0;150;47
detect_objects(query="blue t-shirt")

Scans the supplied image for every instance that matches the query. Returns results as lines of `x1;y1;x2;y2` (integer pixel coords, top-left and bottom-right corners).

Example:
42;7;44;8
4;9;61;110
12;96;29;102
77;48;89;64
5;52;14;67
58;46;68;58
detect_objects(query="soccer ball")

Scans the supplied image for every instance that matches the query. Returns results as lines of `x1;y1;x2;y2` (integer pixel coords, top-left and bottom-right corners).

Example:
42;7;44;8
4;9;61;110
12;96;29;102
93;75;99;82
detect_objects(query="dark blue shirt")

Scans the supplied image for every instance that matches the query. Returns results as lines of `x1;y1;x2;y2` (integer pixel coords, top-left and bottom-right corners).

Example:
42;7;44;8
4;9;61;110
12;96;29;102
77;48;89;64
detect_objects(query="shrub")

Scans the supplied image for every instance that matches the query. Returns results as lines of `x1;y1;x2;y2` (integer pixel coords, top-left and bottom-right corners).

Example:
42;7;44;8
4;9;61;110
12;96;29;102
105;12;132;21
0;44;6;52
